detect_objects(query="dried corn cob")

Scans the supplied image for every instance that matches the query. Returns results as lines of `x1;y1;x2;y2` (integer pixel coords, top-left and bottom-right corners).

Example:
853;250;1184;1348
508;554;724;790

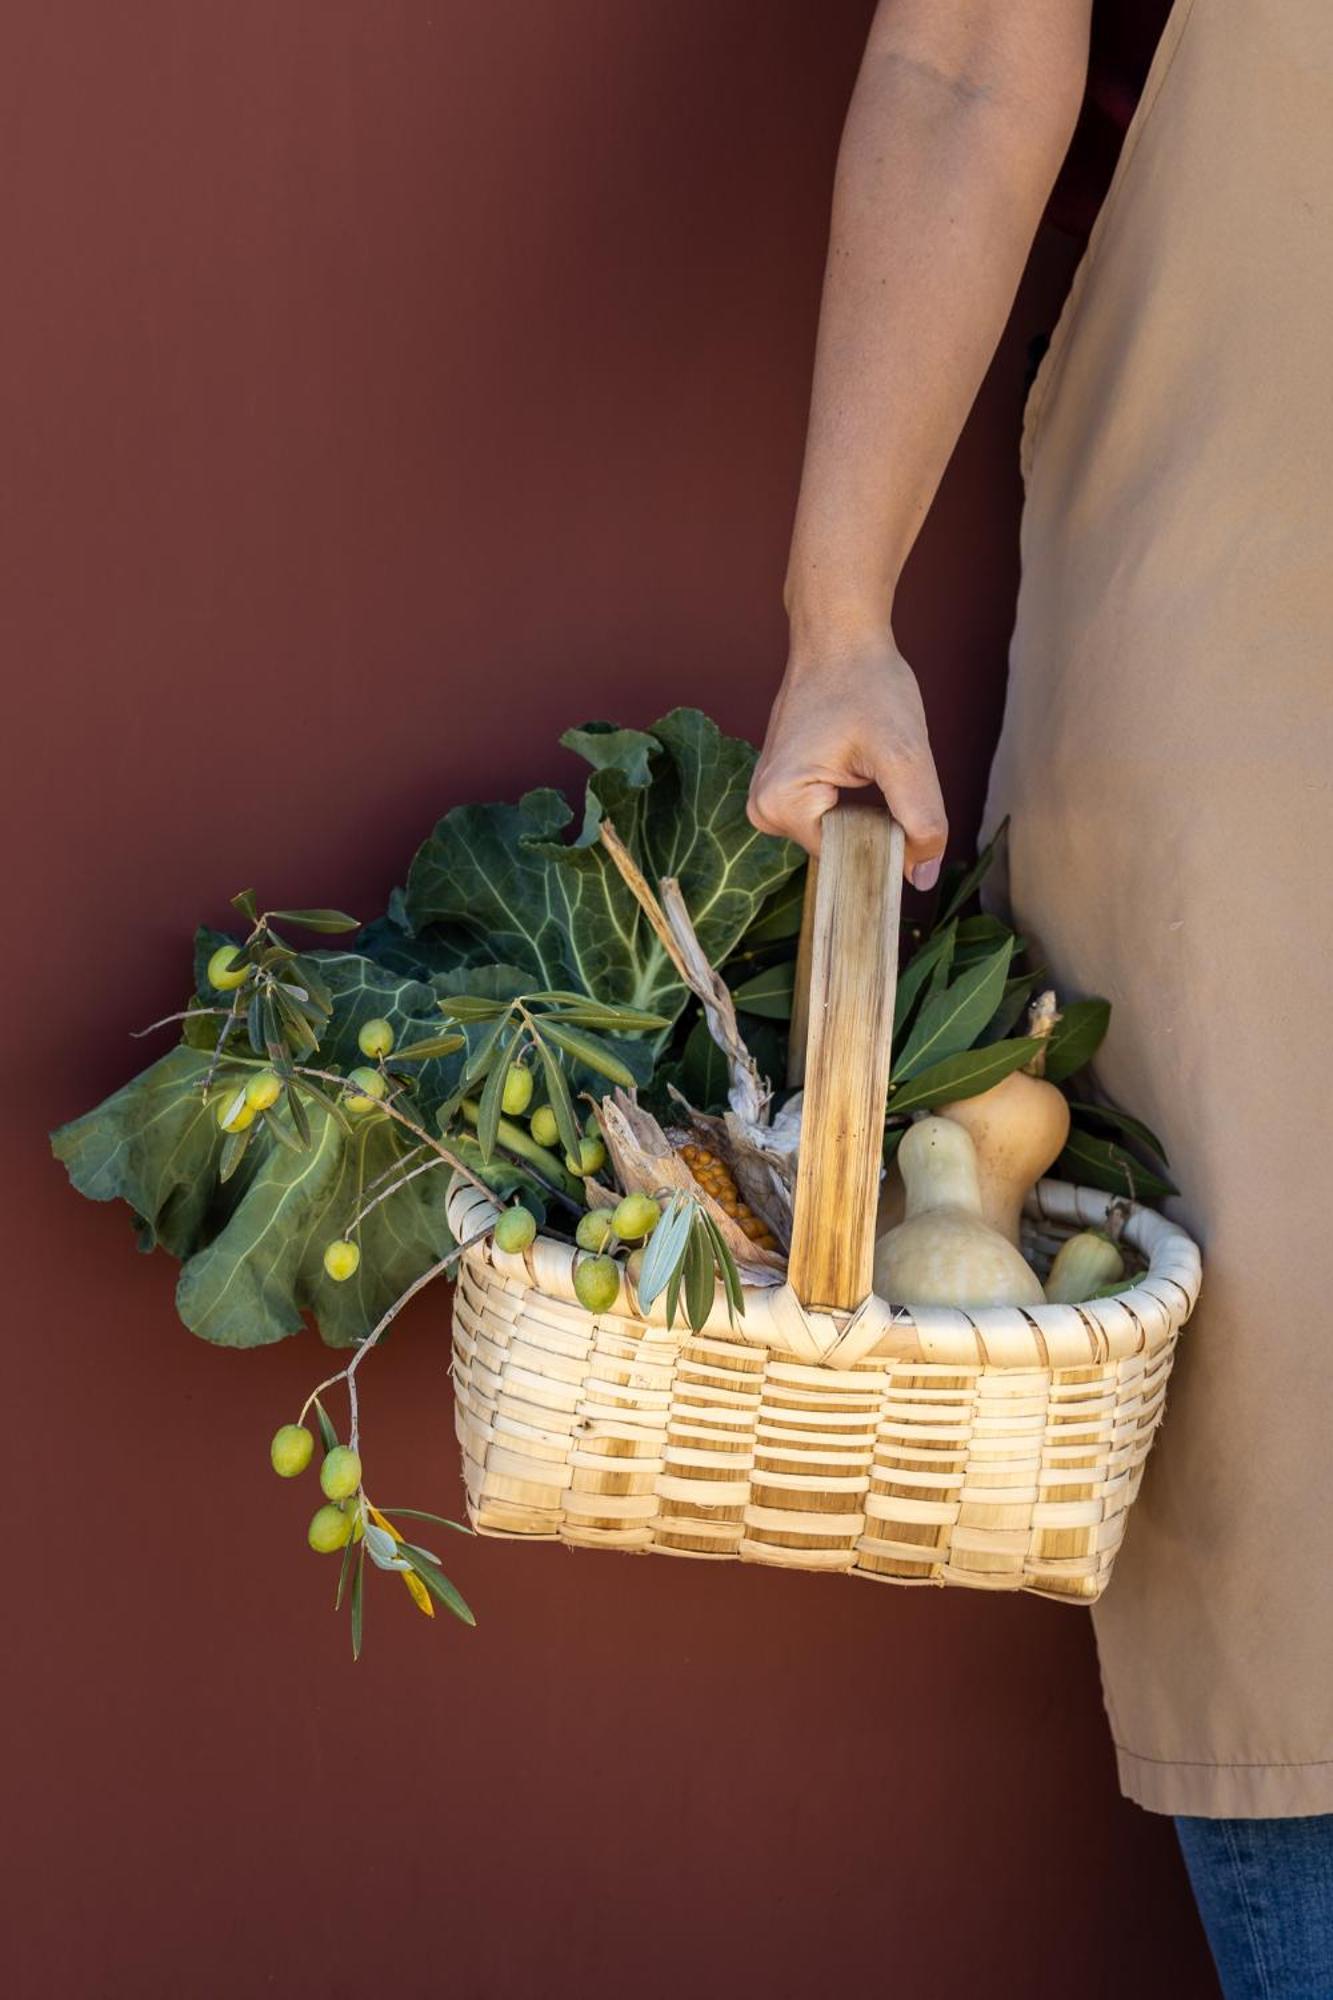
678;1144;779;1251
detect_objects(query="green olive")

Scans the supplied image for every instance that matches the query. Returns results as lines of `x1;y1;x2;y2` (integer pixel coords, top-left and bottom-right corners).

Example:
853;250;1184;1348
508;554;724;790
270;1423;314;1478
323;1239;361;1282
565;1137;607;1178
574;1254;621;1314
215;1087;256;1133
501;1066;534;1117
320;1445;362;1501
344;1067;387;1115
494;1206;537;1253
529;1105;560;1149
308;1503;353;1554
575;1209;614;1253
245;1070;283;1113
207;945;252;992
611;1194;660;1243
357;1018;395;1060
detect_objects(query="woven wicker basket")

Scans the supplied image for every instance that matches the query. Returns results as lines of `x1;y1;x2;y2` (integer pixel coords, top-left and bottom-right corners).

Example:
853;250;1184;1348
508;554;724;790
446;805;1200;1603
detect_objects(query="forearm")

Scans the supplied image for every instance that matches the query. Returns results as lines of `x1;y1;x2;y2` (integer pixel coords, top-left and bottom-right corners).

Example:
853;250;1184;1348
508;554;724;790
786;0;1090;652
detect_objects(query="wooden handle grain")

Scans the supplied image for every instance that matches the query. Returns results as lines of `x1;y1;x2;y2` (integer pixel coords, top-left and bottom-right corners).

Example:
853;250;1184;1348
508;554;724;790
785;803;904;1312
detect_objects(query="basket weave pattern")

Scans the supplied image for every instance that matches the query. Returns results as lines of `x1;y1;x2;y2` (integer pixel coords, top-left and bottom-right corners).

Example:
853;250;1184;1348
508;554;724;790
447;1176;1201;1603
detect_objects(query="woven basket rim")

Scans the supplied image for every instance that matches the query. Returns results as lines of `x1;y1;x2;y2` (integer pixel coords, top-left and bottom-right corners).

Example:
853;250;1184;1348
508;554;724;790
445;1175;1201;1372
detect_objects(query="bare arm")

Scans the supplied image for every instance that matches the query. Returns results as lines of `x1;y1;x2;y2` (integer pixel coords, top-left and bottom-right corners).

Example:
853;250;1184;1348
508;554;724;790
748;0;1091;875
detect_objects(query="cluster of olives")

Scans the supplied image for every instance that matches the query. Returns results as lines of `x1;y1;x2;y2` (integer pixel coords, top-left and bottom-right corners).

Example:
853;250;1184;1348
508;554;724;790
493;1187;662;1315
501;1062;607;1180
212;1066;284;1134
270;1422;365;1552
320;1016;397;1284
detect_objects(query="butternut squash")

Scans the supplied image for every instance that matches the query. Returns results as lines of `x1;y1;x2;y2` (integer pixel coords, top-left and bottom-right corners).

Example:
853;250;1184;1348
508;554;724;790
873;1117;1044;1310
938;1068;1070;1246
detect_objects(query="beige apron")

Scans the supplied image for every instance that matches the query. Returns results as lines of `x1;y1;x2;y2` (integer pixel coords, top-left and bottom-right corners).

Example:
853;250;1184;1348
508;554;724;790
984;0;1333;1817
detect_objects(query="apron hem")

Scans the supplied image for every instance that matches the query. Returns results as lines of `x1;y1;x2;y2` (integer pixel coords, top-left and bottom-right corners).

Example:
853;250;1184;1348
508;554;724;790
1116;1744;1333;1820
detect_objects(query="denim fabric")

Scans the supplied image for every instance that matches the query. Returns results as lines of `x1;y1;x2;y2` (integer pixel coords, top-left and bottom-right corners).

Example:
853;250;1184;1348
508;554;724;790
1176;1815;1333;1999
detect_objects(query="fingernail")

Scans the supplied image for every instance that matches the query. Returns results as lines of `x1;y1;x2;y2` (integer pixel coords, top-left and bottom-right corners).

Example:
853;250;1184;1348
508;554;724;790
910;858;941;893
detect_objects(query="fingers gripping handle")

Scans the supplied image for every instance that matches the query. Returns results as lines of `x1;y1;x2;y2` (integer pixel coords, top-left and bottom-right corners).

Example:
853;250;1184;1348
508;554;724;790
786;804;905;1312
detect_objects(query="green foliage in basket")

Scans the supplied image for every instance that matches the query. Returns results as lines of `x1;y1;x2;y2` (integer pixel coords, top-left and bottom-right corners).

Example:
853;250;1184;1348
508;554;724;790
690;814;1176;1199
364;707;804;1035
48;710;1176;1653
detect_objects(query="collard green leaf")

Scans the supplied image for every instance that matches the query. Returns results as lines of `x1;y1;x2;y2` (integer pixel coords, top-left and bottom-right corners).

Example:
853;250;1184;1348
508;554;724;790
1042;998;1112;1083
887;1035;1042;1116
891;941;1014;1082
174;1107;455;1348
658;1013;732;1115
51;1047;230;1257
739;869;808;948
390;710;802;1036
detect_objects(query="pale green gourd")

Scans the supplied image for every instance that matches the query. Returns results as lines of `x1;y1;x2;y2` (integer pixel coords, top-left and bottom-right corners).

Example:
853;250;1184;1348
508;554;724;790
873;1117;1045;1310
1043;1229;1125;1304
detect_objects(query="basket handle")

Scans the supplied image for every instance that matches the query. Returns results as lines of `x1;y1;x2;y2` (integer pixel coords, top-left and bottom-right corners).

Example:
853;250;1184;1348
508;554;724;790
786;802;905;1312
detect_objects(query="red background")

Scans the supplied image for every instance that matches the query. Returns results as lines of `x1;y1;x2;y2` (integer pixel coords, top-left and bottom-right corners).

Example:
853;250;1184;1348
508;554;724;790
7;4;1216;1996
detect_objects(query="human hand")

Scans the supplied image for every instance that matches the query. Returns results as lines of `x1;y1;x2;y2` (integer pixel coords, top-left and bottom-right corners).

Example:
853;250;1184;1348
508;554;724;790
746;633;948;882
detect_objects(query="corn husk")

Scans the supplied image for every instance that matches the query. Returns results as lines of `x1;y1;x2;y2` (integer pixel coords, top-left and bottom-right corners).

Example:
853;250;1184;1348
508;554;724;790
596;1090;786;1284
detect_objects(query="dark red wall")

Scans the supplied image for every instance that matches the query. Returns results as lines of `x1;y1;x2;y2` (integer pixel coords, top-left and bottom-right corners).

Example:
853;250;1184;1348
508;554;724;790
7;5;1215;1996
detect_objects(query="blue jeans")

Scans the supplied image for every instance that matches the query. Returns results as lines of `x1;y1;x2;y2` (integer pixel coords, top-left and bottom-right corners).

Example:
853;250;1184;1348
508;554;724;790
1176;1815;1333;1998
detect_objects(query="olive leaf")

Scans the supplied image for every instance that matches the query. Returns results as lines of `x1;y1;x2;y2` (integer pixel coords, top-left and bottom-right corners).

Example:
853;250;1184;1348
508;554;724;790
313;1399;340;1454
1069;1097;1171;1167
933;815;1009;927
891;940;1014;1082
535;1019;637;1087
266;908;361;933
1042;998;1111;1083
894;921;957;1031
1054;1128;1177;1202
980;973;1041;1045
349;1550;366;1660
635;1192;695;1312
887;1035;1043;1116
729;961;795;1021
398;1544;476;1625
